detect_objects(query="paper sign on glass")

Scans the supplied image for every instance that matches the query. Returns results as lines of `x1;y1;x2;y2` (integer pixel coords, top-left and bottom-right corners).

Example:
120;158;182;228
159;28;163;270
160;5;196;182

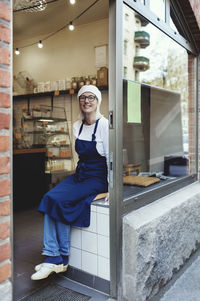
127;81;141;123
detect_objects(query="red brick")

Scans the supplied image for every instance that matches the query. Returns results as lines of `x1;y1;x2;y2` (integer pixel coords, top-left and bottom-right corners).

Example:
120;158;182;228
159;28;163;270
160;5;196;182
0;263;11;282
0;3;11;22
0;136;9;152
0;113;10;129
0;157;10;174
0;221;10;239
0;69;10;88
0;242;11;262
0;93;10;108
0;47;10;65
0;179;10;197
0;200;10;216
0;24;10;44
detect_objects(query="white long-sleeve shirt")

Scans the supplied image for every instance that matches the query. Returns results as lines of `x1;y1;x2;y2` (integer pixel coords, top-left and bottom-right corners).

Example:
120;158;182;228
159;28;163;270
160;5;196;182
73;116;109;177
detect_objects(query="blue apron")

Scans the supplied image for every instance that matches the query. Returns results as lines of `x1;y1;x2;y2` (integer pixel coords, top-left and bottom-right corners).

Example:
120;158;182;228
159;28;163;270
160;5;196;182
38;119;108;227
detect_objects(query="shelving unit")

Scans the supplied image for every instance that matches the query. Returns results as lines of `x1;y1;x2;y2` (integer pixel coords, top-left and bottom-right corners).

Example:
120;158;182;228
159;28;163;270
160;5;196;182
13;86;108;113
13;87;108;190
21;105;74;178
13;86;108;99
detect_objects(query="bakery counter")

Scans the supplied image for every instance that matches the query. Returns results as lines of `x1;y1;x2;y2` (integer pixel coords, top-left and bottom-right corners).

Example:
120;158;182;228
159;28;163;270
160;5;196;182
13;148;46;155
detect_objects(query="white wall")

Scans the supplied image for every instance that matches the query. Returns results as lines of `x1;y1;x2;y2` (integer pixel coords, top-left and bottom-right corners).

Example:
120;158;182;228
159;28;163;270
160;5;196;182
13;17;109;167
14;18;108;82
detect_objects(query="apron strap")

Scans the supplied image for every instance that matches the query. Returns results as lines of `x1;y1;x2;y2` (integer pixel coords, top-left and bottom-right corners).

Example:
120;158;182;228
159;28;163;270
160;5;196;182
78;119;100;141
78;121;84;137
92;119;99;141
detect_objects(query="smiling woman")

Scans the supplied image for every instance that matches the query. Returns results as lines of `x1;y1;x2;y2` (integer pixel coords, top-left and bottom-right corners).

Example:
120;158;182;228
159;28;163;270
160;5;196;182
31;85;109;280
79;93;98;119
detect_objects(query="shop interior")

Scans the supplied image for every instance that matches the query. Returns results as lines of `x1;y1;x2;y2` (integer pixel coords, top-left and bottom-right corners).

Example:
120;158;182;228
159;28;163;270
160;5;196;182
13;0;110;300
13;0;191;299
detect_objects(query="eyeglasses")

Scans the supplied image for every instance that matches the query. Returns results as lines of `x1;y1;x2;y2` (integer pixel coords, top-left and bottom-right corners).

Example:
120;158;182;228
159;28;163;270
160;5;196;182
79;95;96;102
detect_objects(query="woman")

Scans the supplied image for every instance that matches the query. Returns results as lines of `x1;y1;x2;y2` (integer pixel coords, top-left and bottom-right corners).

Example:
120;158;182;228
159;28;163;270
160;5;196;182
31;85;109;280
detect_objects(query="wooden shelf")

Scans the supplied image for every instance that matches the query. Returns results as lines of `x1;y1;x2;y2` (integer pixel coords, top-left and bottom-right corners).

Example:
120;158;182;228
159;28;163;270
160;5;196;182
13;86;108;100
13;148;46;154
22;117;67;122
46;144;70;147
47;156;72;160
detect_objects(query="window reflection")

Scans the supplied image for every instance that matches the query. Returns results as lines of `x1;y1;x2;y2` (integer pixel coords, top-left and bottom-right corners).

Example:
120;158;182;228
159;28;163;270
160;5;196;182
124;40;128;55
124;66;128;78
122;5;194;199
149;0;165;21
138;0;145;5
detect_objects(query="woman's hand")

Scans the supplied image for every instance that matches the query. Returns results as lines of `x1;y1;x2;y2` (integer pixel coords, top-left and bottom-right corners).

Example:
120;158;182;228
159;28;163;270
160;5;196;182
104;193;109;202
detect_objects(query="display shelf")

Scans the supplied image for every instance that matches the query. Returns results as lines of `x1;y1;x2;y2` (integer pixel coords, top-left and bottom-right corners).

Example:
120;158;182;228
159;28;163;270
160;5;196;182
19;105;74;181
46;144;70;147
13;86;108;100
45;131;69;136
23;116;67;122
13;148;46;155
46;157;72;160
23;130;44;134
14;90;69;100
45;169;75;175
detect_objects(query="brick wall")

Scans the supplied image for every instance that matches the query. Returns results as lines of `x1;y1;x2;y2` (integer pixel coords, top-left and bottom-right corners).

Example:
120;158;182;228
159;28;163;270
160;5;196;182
189;0;200;27
188;54;196;174
0;0;12;300
198;54;200;176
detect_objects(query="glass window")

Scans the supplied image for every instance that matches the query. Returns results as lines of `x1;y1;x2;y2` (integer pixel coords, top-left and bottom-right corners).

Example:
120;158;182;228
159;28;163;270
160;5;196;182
135;18;141;31
135;45;140;56
122;5;196;200
125;13;129;21
124;13;129;30
124;40;128;55
124;66;128;78
135;70;139;81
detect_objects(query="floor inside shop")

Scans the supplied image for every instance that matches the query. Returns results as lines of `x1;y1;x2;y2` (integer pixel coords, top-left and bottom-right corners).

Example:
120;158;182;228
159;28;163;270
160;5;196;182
13;208;109;301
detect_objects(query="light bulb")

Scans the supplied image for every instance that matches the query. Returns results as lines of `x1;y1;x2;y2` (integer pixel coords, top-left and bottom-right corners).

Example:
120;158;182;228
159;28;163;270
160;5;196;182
38;40;43;48
15;48;20;55
69;22;74;31
69;0;76;4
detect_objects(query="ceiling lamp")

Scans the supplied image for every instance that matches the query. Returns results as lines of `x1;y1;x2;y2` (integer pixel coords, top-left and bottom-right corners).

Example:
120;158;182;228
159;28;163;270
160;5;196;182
13;0;47;12
69;0;76;4
38;40;43;48
15;48;20;55
68;22;75;31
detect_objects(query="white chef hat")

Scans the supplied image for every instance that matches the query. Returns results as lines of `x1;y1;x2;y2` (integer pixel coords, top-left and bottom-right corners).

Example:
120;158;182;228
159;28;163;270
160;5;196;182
77;85;103;120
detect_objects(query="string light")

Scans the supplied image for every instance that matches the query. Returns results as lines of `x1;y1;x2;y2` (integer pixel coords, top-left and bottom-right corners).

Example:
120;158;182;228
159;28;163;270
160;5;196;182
15;48;20;55
38;40;43;48
69;0;76;4
14;0;100;53
68;21;74;31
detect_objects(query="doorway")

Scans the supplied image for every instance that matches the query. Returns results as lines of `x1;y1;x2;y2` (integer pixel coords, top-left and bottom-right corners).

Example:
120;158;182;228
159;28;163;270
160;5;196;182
13;0;110;299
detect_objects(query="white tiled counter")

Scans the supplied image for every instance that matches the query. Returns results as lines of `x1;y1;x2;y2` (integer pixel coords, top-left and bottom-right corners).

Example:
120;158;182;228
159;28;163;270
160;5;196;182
69;201;110;281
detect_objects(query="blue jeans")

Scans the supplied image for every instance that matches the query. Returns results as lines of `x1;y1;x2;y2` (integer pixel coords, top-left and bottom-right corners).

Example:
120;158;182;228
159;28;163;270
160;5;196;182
42;214;70;257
